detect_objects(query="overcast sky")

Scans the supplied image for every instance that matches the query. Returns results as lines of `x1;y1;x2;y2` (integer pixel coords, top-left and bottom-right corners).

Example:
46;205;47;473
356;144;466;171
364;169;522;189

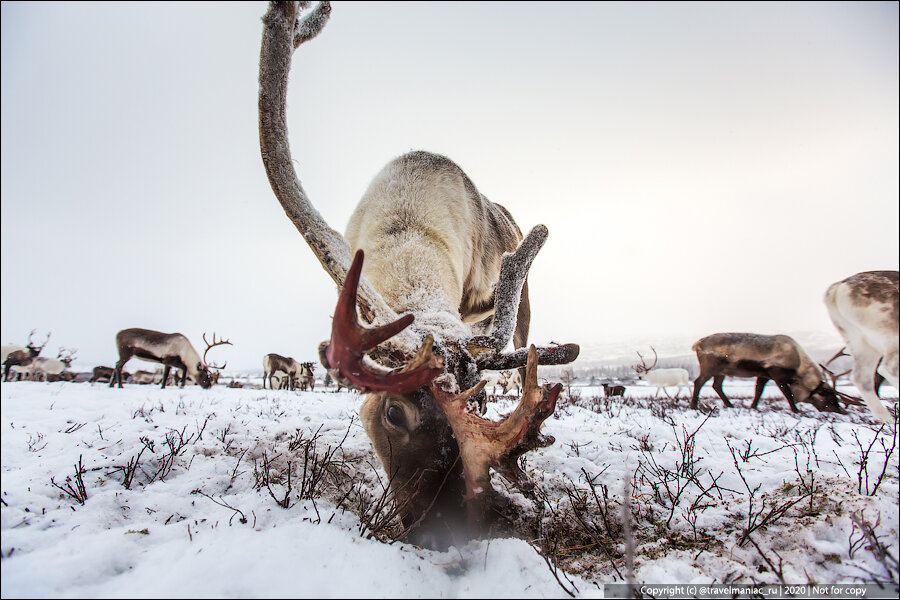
2;1;897;371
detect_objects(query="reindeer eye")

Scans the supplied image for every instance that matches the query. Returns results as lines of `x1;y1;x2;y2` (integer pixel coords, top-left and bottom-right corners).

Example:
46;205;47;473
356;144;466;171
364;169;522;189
386;404;406;428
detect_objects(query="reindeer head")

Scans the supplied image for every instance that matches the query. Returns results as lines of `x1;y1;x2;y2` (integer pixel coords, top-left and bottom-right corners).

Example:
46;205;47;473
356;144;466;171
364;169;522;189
26;329;51;357
316;250;576;547
57;347;77;368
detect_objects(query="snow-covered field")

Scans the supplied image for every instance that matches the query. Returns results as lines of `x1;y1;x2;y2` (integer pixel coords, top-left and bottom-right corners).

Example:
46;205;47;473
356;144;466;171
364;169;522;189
1;379;897;598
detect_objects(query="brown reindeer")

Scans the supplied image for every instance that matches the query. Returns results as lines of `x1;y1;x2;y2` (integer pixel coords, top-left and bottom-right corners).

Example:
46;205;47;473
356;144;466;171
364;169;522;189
690;333;851;414
297;362;316;391
110;328;220;389
258;1;579;549
602;383;626;397
2;330;50;381
824;271;898;424
262;353;304;390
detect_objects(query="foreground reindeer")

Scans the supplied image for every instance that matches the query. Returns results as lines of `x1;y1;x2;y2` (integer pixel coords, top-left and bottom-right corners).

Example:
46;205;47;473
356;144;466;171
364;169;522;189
258;1;578;548
691;333;850;414
824;270;898;424
110;329;228;389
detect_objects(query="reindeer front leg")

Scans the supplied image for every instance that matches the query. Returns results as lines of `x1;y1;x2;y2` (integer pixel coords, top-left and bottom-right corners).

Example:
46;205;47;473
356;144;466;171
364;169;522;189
161;365;171;389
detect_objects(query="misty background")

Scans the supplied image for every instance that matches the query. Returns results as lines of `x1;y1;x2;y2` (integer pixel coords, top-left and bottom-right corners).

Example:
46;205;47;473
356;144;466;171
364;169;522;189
2;1;897;372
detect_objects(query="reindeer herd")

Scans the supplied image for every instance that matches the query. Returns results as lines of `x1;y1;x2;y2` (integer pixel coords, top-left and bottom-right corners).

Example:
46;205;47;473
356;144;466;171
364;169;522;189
1;1;896;552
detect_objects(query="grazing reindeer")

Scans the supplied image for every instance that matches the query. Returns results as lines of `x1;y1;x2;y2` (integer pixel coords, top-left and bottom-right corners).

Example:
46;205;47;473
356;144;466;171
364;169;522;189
2;330;51;381
262;353;304;390
91;366;130;384
131;370;158;385
110;328;216;389
602;382;626;397
33;348;77;382
824;270;898;424
632;347;691;398
690;333;850;414
258;1;578;549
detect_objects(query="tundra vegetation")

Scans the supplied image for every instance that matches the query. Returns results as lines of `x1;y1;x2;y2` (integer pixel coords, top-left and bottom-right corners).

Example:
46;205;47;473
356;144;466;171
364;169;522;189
1;381;896;595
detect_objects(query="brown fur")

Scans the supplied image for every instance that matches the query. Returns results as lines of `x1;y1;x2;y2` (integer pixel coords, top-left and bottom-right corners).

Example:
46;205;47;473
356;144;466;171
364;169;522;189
111;328;212;389
691;333;843;414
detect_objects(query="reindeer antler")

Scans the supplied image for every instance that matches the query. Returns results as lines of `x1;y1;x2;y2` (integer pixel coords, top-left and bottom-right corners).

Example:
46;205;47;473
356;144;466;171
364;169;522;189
57;347;78;365
431;345;561;530
320;250;444;393
203;332;232;371
633;346;658;374
259;0;419;353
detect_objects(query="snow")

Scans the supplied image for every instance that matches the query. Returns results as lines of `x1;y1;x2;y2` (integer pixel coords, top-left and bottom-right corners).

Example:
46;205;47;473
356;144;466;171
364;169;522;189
2;378;898;598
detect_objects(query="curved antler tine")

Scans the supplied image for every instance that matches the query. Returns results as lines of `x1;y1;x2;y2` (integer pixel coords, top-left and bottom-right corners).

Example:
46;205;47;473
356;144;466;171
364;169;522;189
324;250;443;393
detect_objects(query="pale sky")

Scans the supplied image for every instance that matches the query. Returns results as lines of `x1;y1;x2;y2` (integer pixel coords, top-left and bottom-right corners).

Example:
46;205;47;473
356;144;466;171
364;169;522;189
2;1;898;371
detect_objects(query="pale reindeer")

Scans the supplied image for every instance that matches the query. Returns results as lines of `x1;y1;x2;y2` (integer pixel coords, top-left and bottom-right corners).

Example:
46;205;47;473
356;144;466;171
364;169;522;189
110;329;230;389
2;330;50;381
690;333;852;414
32;347;78;382
632;347;691;398
258;1;579;549
824;270;898;424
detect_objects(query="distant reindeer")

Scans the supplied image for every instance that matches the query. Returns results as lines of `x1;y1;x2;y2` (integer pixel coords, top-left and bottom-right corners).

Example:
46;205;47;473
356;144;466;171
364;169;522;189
110;329;227;389
690;333;851;414
632;347;692;398
602;382;626;397
33;348;77;382
296;362;316;391
91;366;131;384
824;271;898;424
131;370;157;385
262;353;304;391
2;330;50;381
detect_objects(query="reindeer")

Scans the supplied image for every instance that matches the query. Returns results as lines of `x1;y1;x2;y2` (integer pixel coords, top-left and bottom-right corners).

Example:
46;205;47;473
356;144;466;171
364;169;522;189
632;347;692;398
690;333;851;414
131;370;157;385
262;353;304;390
33;348;77;382
824;270;898;424
2;330;51;381
257;1;579;549
297;362;316;391
110;329;228;389
602;382;626;397
91;366;131;384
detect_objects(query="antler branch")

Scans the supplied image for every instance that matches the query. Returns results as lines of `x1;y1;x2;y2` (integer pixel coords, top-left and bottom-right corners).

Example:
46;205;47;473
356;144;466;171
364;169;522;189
467;225;548;355
258;1;417;349
431;346;561;531
202;332;232;370
476;343;580;371
321;250;444;393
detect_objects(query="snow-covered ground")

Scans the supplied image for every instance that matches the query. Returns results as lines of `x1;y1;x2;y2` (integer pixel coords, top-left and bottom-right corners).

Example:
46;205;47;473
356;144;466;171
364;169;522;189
1;379;897;598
